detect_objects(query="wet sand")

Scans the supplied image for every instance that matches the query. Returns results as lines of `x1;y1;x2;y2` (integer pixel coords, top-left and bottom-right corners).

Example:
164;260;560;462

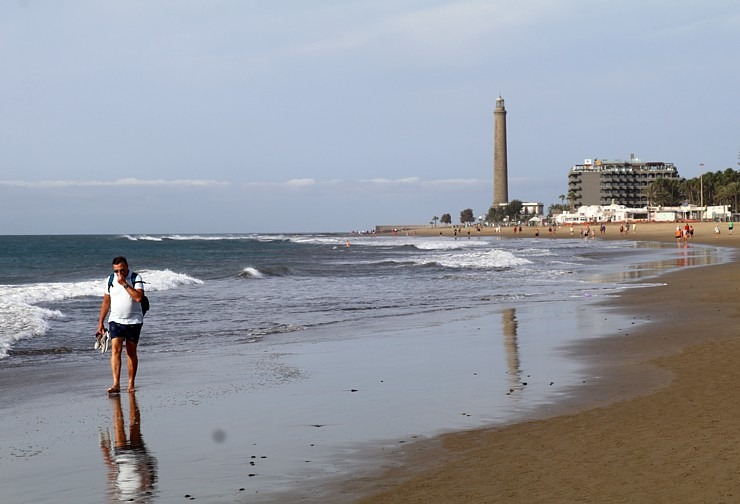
351;222;740;503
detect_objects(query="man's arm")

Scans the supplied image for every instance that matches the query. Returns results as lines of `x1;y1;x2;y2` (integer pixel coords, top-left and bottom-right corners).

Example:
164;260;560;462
97;294;111;334
123;285;144;303
116;273;144;303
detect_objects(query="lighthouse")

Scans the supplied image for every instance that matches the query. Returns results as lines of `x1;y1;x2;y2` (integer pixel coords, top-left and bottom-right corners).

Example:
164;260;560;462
493;95;508;206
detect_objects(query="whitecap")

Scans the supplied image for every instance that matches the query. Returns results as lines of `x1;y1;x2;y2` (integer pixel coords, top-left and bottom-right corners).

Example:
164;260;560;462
240;267;265;279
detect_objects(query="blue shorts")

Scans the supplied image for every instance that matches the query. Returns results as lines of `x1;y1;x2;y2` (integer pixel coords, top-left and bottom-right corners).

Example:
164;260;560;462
108;321;143;344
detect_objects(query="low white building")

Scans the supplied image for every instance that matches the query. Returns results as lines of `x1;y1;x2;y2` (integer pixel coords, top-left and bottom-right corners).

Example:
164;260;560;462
554;203;730;224
521;201;544;216
555;203;639;224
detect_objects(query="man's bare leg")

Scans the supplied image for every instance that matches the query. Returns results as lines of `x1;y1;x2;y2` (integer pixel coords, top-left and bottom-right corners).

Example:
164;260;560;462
109;338;124;394
125;339;138;392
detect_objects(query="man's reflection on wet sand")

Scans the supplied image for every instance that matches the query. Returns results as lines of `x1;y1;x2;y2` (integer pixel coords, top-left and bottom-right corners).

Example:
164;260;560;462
100;393;158;502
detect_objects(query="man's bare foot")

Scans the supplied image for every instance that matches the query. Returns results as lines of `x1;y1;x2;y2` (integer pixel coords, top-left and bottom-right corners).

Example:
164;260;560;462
128;386;136;393
107;386;120;395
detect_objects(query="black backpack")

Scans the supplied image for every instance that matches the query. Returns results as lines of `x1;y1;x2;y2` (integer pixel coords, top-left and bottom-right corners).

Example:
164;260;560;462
107;271;150;316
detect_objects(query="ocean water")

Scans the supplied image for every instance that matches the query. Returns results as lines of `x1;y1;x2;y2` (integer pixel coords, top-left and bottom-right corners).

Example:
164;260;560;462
0;233;731;503
1;232;717;363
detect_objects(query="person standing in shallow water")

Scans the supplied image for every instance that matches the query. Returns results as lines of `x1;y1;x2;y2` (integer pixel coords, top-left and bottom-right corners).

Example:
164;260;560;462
97;256;145;394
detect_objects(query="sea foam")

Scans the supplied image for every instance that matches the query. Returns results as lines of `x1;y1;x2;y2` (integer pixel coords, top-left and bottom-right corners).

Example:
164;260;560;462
0;269;202;359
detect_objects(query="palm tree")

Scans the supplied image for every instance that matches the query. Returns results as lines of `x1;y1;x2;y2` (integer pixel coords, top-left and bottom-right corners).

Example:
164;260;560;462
548;203;565;216
642;182;659;207
432;216;439;227
728;182;740;214
683;179;699;206
651;178;685;206
717;182;740;214
567;190;576;211
558;194;566;207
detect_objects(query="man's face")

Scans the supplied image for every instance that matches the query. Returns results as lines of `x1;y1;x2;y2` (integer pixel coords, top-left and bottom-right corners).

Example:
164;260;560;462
113;263;129;280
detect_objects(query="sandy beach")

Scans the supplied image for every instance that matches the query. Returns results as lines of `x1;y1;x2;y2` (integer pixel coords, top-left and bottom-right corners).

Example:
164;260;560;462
349;221;740;503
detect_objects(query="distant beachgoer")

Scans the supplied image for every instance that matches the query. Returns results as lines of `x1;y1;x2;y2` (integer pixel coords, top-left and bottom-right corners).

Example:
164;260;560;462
715;224;721;237
97;256;145;394
535;229;540;237
675;226;682;243
729;221;734;234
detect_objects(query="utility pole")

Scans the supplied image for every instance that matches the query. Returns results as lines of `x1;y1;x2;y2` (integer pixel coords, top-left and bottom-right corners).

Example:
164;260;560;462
699;163;704;221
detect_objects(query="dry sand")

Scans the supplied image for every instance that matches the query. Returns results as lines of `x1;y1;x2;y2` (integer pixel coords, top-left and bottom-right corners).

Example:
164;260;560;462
348;221;740;503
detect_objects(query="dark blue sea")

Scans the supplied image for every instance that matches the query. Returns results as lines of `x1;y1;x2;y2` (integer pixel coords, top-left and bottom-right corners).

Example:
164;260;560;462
2;232;720;364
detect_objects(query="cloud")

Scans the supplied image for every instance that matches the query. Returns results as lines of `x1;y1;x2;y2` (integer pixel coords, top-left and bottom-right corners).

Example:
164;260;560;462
286;178;317;187
234;177;486;193
361;177;421;184
360;177;482;188
1;176;489;194
0;178;230;189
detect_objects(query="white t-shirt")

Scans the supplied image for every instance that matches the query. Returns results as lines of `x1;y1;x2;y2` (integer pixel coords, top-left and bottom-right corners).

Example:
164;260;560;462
105;272;145;324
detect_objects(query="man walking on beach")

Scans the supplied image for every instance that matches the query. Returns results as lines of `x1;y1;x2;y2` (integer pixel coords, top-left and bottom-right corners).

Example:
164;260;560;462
97;256;145;394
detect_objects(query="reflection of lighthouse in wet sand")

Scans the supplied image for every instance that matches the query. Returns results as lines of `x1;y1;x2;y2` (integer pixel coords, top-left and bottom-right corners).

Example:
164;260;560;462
493;95;509;206
502;308;521;394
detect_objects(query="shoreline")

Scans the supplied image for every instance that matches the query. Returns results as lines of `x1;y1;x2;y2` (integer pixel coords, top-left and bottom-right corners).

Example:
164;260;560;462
395;219;735;245
345;225;740;502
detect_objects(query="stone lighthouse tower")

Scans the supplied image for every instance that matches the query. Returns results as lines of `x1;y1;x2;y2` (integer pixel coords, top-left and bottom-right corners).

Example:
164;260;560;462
493;95;509;206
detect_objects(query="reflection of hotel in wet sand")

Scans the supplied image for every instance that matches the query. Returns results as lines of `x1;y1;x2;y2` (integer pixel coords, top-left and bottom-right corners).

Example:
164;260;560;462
502;308;522;394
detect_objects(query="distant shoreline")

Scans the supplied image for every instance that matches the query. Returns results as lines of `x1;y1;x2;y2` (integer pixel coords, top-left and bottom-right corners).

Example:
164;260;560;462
376;220;736;246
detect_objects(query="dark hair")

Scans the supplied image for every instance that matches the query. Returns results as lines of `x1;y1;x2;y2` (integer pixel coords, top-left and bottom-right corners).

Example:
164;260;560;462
112;256;128;266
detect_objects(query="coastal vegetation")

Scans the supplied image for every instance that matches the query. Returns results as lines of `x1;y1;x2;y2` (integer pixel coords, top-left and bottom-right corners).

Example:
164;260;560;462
459;208;475;224
638;168;740;210
439;168;740;226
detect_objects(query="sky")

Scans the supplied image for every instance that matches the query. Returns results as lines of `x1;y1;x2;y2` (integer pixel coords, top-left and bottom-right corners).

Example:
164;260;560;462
0;0;738;234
